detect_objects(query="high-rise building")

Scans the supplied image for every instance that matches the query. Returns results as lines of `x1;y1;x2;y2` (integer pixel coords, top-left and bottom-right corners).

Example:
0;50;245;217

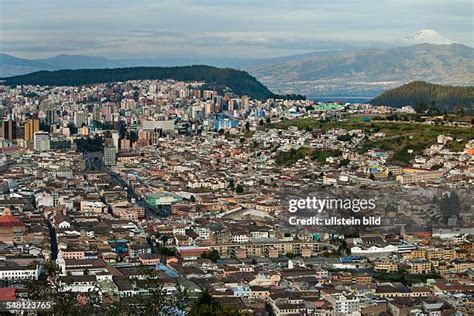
80;126;89;136
2;120;17;142
0;120;4;139
204;102;213;117
103;146;117;166
74;111;87;127
111;131;119;151
24;119;40;141
16;126;25;140
46;110;56;126
33;131;50;151
191;105;203;121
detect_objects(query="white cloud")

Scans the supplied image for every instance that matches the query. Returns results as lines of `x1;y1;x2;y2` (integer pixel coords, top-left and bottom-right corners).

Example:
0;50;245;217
0;0;472;58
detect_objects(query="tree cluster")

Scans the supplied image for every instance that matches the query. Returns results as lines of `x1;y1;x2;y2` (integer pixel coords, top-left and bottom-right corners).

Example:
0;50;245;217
371;81;474;112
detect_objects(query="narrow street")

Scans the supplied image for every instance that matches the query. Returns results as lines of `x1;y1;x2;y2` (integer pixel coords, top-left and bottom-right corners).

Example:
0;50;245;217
46;220;58;260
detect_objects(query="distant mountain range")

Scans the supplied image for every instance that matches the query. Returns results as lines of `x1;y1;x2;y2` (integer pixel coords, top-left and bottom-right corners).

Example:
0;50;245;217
371;81;474;111
0;65;275;100
249;43;474;98
1;42;473;99
0;53;120;77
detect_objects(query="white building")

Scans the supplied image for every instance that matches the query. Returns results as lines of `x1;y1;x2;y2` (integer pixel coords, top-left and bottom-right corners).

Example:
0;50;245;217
34;131;50;151
59;275;97;292
111;131;119;151
232;234;250;244
0;259;42;280
329;294;360;315
80;201;107;214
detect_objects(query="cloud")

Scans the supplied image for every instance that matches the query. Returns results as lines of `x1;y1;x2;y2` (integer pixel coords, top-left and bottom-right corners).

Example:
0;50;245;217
0;0;472;58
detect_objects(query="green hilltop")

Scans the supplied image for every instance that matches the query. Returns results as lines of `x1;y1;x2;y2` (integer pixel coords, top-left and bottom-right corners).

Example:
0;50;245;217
371;81;474;112
1;65;277;100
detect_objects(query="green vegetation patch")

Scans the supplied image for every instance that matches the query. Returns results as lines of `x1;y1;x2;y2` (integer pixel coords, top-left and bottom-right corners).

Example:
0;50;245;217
273;118;473;164
373;272;441;286
371;81;474;112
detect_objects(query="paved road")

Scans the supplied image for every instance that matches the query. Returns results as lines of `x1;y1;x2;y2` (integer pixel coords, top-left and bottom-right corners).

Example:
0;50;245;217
106;170;164;219
81;152;163;219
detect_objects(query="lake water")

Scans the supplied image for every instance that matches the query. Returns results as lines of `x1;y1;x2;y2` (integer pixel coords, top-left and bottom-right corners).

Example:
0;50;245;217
311;96;375;104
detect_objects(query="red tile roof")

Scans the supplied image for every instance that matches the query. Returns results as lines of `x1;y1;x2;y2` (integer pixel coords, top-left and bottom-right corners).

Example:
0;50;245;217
0;215;25;228
0;288;16;301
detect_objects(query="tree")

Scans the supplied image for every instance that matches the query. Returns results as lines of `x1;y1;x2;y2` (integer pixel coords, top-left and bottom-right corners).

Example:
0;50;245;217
67;123;78;135
40;121;50;132
337;239;351;256
337;134;352;142
132;90;140;102
130;130;138;143
370;123;381;133
123;266;188;315
338;159;350;168
118;121;127;139
25;262;106;315
414;101;428;114
235;185;244;194
387;171;394;180
157;244;176;256
439;192;461;219
189;290;219;316
200;250;220;262
75;136;104;153
189;290;248;316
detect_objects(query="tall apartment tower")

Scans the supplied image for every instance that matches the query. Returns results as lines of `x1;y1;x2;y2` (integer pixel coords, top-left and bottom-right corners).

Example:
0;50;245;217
46;110;56;126
24;119;40;141
103;146;117;166
74;111;87;127
2;120;17;142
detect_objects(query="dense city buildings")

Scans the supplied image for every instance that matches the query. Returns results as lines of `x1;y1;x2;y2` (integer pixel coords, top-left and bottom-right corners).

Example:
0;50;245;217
0;79;472;315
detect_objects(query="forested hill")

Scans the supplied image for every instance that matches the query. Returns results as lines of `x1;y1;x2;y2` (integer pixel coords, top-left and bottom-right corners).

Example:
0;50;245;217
371;81;474;111
1;65;275;100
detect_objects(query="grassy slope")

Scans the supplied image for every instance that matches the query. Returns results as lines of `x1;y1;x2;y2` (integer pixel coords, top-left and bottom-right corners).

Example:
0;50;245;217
271;117;473;164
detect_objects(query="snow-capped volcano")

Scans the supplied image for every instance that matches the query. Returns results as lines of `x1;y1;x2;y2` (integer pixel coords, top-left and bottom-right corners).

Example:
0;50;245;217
405;29;454;45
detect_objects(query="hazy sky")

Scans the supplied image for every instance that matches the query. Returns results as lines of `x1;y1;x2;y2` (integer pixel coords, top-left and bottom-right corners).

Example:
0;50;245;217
1;0;472;59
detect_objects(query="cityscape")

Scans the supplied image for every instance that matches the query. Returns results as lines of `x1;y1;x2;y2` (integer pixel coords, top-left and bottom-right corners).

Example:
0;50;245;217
0;0;473;315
